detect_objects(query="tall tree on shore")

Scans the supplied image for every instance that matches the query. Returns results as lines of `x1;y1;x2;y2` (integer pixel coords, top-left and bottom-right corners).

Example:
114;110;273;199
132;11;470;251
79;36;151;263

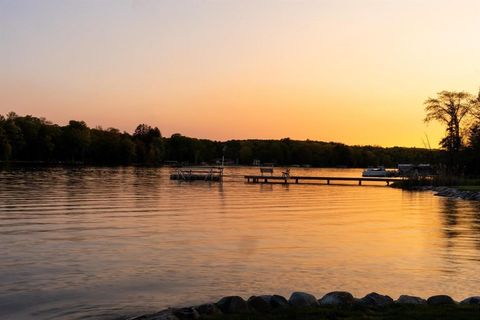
0;115;12;160
63;120;91;163
133;124;165;164
471;88;480;122
424;91;473;167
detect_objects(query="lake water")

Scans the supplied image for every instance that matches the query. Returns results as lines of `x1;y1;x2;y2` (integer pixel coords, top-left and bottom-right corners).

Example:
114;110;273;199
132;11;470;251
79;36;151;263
1;167;480;319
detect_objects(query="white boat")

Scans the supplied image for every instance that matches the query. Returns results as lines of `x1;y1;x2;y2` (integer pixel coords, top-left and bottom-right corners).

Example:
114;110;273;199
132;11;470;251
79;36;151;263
362;166;388;177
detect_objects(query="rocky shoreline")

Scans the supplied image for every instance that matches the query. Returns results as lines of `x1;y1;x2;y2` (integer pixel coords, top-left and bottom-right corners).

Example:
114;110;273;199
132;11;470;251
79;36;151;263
420;186;480;201
129;291;480;320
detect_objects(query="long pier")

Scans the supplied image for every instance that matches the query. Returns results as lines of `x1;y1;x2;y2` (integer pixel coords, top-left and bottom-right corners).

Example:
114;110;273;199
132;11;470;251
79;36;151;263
244;175;403;186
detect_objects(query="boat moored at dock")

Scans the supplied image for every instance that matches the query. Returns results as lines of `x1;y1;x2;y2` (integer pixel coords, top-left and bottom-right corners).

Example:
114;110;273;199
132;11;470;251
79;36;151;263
362;166;389;177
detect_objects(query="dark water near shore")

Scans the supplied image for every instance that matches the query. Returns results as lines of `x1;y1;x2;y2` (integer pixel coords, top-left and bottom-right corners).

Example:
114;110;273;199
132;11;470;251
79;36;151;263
1;167;480;319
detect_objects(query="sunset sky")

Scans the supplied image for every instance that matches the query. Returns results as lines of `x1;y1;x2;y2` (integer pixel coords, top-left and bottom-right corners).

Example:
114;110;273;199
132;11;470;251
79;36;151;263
1;0;479;147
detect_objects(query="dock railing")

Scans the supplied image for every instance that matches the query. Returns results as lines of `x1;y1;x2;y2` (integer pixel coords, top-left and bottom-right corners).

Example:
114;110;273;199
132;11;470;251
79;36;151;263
259;166;274;176
171;166;224;181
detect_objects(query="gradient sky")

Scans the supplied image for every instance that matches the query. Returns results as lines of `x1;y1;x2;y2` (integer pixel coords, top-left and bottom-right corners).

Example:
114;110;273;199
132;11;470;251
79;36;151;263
1;0;479;147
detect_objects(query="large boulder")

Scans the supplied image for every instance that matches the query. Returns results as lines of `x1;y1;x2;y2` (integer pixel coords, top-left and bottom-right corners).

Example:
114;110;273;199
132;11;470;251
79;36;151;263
172;308;199;320
427;295;456;305
396;295;427;305
288;292;319;307
247;295;289;312
360;292;394;306
248;295;272;313
319;291;355;305
195;303;221;316
131;309;179;320
461;296;480;305
271;295;290;309
216;296;249;314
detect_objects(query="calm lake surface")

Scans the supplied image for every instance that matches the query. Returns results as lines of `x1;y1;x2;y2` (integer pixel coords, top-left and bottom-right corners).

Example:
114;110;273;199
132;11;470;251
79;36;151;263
1;167;480;319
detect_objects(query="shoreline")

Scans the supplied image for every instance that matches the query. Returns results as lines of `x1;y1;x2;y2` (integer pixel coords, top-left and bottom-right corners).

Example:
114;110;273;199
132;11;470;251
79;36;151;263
402;186;480;201
431;186;480;201
128;291;480;320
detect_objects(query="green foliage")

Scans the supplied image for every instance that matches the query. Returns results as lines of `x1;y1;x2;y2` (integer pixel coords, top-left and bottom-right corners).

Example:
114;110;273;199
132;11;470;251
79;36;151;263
457;185;480;191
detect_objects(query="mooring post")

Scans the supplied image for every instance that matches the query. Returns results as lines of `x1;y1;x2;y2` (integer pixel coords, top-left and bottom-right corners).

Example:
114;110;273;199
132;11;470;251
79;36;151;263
358;180;362;186
327;179;330;185
295;179;298;184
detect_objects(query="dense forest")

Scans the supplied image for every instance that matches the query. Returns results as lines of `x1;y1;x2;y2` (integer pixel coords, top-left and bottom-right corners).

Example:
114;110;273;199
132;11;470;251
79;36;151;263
5;89;479;172
0;112;444;168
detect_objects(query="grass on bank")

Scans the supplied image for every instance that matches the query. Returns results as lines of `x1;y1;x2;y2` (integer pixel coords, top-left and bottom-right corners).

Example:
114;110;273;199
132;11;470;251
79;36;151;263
456;185;480;192
201;304;480;320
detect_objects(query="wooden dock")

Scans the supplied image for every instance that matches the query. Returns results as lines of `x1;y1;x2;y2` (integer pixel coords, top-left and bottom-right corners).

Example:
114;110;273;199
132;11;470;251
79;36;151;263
244;175;403;186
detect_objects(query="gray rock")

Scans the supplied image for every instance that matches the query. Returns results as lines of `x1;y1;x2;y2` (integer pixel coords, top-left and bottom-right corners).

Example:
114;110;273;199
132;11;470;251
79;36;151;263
460;296;480;305
248;295;272;313
172;308;199;320
130;309;179;320
216;296;249;314
396;295;427;305
434;187;480;201
435;187;463;198
271;295;290;309
360;292;394;306
319;291;355;305
289;292;319;307
427;295;456;305
195;303;221;315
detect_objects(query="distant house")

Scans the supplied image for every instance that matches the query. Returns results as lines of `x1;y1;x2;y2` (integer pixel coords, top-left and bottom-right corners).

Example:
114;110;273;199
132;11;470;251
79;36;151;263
252;159;261;166
398;164;434;177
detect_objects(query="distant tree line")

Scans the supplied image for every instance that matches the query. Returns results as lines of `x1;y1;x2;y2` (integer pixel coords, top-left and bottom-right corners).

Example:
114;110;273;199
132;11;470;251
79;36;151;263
424;88;480;175
0;111;443;168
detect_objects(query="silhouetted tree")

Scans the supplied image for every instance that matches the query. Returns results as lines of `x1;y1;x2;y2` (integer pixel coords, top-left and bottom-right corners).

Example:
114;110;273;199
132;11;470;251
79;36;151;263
424;91;473;168
3;113;25;159
62;120;91;163
239;142;253;164
133;124;164;164
472;88;480;122
0;115;12;161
